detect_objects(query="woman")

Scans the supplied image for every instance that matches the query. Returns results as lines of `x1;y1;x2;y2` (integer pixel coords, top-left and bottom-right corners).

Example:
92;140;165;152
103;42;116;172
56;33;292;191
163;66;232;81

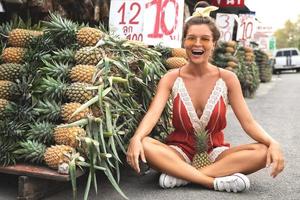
126;7;284;193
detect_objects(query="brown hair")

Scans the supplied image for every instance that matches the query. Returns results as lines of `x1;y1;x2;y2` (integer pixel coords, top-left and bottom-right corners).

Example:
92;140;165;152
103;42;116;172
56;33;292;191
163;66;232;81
183;17;220;42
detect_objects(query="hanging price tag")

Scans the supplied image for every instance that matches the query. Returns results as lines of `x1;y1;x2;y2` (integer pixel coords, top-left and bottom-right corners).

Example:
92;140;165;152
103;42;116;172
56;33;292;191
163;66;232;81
216;13;236;42
109;0;184;48
236;14;256;45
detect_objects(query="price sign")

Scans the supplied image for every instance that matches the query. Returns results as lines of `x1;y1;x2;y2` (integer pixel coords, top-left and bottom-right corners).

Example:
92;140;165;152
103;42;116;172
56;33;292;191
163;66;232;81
0;2;4;12
216;13;236;42
109;1;144;41
109;0;184;48
236;14;256;45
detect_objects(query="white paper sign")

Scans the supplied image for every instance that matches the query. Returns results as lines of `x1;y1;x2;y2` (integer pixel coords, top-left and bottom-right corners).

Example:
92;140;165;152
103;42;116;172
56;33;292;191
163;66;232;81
236;14;256;45
216;13;236;42
0;2;4;12
109;0;144;41
109;0;184;48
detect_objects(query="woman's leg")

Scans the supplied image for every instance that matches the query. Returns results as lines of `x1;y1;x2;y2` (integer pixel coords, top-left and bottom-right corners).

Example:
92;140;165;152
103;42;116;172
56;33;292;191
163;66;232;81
141;137;214;188
142;136;267;188
200;143;268;178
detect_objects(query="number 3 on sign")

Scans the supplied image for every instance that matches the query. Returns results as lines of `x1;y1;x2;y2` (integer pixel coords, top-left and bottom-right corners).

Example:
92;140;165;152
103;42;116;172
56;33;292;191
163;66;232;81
146;0;179;38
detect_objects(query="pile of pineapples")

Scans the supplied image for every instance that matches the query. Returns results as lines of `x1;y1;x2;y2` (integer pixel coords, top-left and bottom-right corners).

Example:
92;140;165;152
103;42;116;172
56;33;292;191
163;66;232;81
0;14;170;199
211;40;239;71
235;46;260;98
164;48;188;69
254;49;272;83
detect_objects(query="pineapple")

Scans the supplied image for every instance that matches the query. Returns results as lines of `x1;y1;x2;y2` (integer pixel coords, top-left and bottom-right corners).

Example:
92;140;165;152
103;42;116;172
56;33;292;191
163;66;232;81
54;126;86;148
8;28;43;47
165;57;188;69
76;27;104;47
171;48;187;59
0;80;18;100
26;121;86;148
14;140;75;169
1;47;26;63
38;77;95;103
69;65;97;84
34;100;91;123
75;46;103;65
43;13;104;48
0;98;17;119
41;60;97;84
192;130;212;170
0;63;23;81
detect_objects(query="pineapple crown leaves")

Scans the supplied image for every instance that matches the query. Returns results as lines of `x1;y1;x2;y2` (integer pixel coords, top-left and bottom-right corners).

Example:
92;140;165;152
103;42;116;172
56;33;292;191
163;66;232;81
194;129;210;152
37;76;67;101
42;13;82;48
0;136;19;166
33;99;61;122
50;48;76;64
14;140;46;164
0;119;29;139
40;59;72;81
27;121;56;145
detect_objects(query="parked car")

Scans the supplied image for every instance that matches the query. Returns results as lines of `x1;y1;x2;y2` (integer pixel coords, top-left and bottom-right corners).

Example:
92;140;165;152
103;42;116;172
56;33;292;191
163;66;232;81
272;48;300;73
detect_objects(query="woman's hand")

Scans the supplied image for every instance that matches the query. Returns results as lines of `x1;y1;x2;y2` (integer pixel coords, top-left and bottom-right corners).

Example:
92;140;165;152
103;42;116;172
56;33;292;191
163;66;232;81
126;136;147;173
266;141;285;178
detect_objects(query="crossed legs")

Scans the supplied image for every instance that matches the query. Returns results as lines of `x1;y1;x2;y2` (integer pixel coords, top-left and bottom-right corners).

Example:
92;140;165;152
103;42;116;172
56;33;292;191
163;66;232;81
141;136;268;189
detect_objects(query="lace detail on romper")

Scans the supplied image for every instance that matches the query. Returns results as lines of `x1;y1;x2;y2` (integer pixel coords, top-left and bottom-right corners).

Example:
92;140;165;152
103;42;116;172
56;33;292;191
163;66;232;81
172;77;228;133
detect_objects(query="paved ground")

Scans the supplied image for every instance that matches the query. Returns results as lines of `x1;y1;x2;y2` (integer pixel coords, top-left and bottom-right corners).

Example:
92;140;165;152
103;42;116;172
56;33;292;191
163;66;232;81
1;72;300;200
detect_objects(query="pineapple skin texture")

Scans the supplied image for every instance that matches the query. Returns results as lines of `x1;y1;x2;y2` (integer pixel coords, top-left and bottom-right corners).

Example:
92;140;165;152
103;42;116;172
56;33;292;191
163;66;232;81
0;63;23;81
192;153;212;170
60;102;90;123
1;47;26;64
166;57;188;69
76;27;103;47
44;145;74;169
54;126;86;148
0;80;17;100
75;47;103;65
0;98;10;119
8;28;43;47
69;64;96;84
171;48;188;59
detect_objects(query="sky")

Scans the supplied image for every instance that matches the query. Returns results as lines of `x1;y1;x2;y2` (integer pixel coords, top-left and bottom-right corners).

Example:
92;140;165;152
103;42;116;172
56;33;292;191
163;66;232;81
245;0;300;31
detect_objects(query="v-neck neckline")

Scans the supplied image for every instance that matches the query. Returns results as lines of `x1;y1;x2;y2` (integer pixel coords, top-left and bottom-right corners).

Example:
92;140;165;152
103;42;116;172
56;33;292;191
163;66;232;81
178;77;221;121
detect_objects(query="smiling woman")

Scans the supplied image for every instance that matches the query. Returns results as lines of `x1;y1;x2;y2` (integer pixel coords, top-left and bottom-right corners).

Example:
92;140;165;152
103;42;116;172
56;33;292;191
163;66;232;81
126;0;284;194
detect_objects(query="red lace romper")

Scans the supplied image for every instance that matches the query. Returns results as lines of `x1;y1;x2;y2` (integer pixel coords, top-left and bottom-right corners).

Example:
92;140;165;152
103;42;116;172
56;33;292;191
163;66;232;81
165;69;230;162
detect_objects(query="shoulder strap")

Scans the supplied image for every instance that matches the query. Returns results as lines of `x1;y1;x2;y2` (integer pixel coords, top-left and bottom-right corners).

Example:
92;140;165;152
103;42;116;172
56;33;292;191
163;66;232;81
178;67;182;77
217;67;221;78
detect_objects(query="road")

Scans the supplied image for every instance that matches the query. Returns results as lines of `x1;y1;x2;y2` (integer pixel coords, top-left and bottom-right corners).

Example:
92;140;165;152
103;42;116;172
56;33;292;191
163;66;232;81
1;72;300;200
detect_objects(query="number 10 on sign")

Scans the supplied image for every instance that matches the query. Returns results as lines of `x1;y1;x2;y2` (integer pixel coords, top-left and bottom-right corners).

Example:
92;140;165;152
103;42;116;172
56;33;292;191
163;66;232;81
144;0;184;48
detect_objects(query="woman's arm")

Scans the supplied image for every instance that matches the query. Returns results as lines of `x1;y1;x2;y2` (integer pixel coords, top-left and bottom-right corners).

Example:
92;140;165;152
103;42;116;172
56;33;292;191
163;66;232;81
224;71;284;177
127;71;177;173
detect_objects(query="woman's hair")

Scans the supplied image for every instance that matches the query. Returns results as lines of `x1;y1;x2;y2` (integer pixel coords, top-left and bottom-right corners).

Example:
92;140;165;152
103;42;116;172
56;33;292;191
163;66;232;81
183;17;220;42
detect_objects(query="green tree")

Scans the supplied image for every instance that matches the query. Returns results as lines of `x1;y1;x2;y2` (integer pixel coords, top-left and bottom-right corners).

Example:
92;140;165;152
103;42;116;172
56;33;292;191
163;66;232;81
274;16;300;49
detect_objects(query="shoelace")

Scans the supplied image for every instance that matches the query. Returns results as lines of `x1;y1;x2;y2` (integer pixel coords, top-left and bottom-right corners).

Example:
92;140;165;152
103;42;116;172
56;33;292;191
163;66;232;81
220;177;239;192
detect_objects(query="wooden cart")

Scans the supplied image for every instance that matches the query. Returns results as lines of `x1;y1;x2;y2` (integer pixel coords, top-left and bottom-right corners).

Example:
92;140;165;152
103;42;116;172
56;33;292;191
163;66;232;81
0;163;84;200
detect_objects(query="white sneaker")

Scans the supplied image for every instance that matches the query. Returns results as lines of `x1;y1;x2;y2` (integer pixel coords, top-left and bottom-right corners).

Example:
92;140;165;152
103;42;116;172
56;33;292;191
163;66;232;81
214;173;250;193
159;173;189;189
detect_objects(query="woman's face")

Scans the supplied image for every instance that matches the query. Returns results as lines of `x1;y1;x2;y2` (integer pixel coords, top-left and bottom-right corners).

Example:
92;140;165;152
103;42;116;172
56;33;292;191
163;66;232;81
183;24;214;65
